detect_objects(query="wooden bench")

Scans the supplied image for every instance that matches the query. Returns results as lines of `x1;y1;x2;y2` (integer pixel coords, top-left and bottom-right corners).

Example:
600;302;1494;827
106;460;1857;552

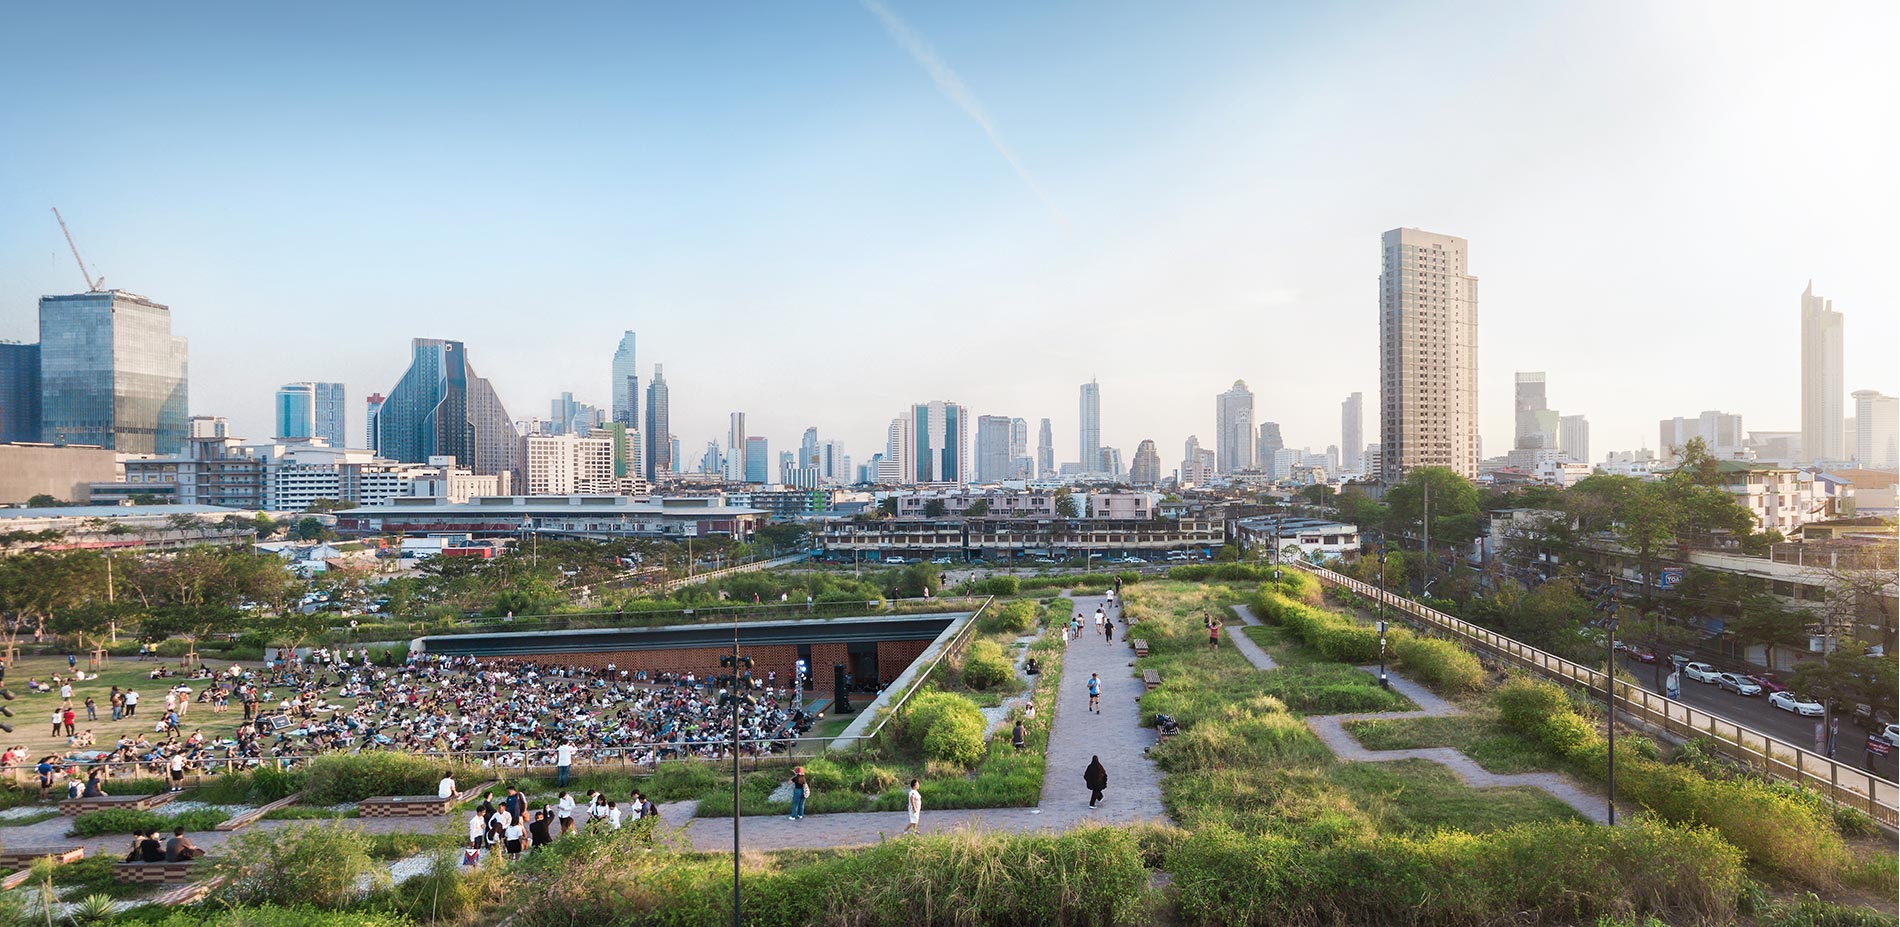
152;875;225;906
453;780;501;804
1141;669;1161;691
61;791;178;816
0;846;83;869
358;795;455;818
215;791;302;831
1131;639;1149;657
113;861;198;885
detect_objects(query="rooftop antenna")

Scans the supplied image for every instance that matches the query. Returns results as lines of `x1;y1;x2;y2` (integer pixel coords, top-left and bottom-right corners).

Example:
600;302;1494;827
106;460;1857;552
51;207;106;292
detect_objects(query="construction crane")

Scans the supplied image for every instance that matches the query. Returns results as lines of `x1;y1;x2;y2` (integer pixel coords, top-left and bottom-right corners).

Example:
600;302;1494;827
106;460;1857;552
50;207;106;292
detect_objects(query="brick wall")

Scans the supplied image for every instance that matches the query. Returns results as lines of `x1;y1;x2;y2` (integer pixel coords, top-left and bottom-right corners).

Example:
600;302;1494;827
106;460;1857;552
877;638;930;682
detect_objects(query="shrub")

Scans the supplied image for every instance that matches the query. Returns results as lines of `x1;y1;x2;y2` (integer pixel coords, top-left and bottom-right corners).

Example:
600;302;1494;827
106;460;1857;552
973;575;1021;596
1252;587;1383;663
134;906;419;927
856;764;899;795
981;600;1038;634
904;692;987;768
301;752;475;805
1494;676;1569;730
1391;633;1484;692
961;640;1016;691
212;821;385;909
193;765;307;805
69;807;227;837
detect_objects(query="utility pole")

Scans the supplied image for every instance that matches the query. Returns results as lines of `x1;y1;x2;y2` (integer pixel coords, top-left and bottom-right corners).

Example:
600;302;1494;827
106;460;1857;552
1421;477;1431;596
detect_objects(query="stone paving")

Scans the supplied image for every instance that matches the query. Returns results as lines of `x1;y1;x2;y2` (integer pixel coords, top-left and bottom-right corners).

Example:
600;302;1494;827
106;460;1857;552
1230;603;1609;825
678;594;1163;851
1224;603;1279;670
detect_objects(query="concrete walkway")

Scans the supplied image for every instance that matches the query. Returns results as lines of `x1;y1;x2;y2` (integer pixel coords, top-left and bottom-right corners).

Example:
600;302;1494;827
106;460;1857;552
677;594;1163;851
1224;604;1279;670
1231;604;1608;825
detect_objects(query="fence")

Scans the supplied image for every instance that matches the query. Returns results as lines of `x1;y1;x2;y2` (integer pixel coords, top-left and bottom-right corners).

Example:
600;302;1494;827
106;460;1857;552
1295;562;1899;828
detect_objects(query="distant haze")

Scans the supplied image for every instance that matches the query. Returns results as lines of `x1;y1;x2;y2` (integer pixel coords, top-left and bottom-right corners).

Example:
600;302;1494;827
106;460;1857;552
1;2;1893;464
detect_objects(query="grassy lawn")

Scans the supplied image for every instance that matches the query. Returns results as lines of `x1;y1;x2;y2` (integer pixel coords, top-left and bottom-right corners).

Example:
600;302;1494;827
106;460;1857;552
1131;580;1582;839
1342;713;1576;776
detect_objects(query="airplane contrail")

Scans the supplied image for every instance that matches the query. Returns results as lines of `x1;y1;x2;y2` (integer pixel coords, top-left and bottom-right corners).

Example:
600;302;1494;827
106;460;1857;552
861;0;1066;224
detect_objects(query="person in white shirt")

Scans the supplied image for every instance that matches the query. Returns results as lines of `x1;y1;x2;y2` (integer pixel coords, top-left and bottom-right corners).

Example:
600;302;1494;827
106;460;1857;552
503;819;525;860
467;810;487;848
904;779;922;836
438;772;457;799
555;742;575;788
556;791;576;835
607;801;622;830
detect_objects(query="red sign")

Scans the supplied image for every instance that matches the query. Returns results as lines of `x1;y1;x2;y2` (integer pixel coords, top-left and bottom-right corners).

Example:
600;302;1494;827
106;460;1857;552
1867;736;1894;758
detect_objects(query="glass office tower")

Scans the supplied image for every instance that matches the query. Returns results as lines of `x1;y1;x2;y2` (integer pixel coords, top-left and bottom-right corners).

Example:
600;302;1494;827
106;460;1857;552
38;291;189;454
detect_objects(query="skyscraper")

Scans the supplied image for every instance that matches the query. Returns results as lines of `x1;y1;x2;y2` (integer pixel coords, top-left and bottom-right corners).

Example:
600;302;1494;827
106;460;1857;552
1037;418;1054;478
800;427;820;469
38;291;189;454
880;416;911;484
1852;390;1898;469
644;365;671;479
975;414;1014;483
0;342;43;445
907;400;968;484
610;331;638;426
1008;417;1031;479
724;412;747;482
1560;415;1590;464
1341;393;1364;472
1130;439;1160;486
364;393;385;452
1514;372;1559;449
1256;422;1283;472
275;383;316;439
745;436;769;483
1215;380;1255;473
377;338;518;479
1078;379;1101;473
311;382;346;448
1379;228;1479;482
1800;282;1844;463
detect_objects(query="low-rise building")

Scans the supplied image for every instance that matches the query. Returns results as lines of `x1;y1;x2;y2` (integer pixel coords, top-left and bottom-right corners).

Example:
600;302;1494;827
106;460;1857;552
820;515;1223;559
1234;515;1361;561
334;494;764;541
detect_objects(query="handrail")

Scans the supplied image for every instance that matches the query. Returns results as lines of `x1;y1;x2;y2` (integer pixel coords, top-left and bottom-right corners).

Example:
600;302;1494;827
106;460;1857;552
851;594;996;743
1292;562;1898;828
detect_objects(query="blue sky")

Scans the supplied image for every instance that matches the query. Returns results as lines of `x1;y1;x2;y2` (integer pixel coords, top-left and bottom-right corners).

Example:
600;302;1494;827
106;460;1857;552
2;1;1894;466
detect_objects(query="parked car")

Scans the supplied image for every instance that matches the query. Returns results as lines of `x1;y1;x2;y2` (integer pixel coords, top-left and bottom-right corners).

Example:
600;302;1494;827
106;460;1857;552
1622;645;1657;664
1681;662;1721;683
1767;691;1825;716
883;556;908;564
930;557;953;565
1715;672;1762;696
1747;673;1789;694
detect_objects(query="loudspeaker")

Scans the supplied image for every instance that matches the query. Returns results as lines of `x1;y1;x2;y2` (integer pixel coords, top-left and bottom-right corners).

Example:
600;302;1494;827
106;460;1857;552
832;664;852;714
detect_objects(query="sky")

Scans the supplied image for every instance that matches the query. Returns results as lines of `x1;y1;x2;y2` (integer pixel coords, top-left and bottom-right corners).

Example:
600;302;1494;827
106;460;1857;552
1;0;1895;469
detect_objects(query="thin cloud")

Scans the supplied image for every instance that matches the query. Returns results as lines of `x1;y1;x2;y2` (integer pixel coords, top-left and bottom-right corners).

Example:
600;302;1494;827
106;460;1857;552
861;0;1066;224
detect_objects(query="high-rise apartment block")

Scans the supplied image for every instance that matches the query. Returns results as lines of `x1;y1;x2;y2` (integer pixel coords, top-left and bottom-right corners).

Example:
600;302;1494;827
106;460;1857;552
1660;411;1744;461
906;400;968;484
1340;393;1363;473
1130;439;1160;486
312;382;346;448
1852;390;1898;469
1379;228;1479;482
1256;422;1283;473
1560;415;1590;465
0;342;42;444
724;412;748;482
38;291;190;454
522;432;617;495
376;338;517;480
1008;417;1031;480
610;331;638;426
975;414;1014;483
364;393;385;452
1215;380;1255;473
1514;372;1558;450
1800;282;1844;464
1078;379;1101;473
644;365;671;479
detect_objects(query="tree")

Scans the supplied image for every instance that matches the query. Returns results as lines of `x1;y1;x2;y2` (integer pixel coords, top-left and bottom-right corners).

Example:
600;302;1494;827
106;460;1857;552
1054;489;1080;518
305;498;351;514
1724;595;1814;669
963;499;991;516
290;517;334;542
1297;485;1337;508
877;497;898;518
922;499;948;517
1790;652;1898;725
25;494;61;508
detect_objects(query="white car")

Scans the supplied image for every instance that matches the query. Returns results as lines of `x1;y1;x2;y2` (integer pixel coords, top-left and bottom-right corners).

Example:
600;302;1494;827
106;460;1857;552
1768;692;1825;717
1715;672;1762;696
1681;662;1721;684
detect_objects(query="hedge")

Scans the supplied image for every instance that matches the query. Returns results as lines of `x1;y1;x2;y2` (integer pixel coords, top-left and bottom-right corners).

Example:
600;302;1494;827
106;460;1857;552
1252;588;1381;664
903;691;987;768
301;752;479;805
1390;633;1484;693
960;639;1017;691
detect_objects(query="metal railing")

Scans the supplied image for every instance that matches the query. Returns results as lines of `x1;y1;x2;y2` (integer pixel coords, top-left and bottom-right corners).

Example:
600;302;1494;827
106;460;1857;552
1294;562;1899;828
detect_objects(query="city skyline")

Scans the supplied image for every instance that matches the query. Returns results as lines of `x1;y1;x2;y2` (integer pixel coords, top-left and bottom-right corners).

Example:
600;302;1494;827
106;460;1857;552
0;3;1894;462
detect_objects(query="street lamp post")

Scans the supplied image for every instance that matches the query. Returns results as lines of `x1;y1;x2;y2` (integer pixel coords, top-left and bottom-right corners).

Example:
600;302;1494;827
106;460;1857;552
1377;619;1388;688
719;617;754;927
1601;600;1618;826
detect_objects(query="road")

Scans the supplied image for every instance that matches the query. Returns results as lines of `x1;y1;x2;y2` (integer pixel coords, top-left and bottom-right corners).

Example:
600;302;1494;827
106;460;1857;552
1613;652;1887;765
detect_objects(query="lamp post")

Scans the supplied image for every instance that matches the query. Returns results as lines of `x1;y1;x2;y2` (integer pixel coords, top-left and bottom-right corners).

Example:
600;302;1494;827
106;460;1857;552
719;618;754;927
1377;619;1388;688
1601;599;1618;826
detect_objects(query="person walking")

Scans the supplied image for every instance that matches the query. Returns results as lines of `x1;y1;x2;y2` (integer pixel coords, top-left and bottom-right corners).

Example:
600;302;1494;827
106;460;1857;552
1084;755;1108;809
1207;618;1221;650
788;766;808;821
1087;673;1101;714
1104;619;1114;645
903;779;922;836
555;741;575;788
556;791;576;835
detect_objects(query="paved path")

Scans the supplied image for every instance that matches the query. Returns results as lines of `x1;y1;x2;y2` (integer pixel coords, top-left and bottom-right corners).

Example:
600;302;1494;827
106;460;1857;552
1224;604;1279;670
677;594;1163;851
1233;604;1607;824
0;807;453;861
